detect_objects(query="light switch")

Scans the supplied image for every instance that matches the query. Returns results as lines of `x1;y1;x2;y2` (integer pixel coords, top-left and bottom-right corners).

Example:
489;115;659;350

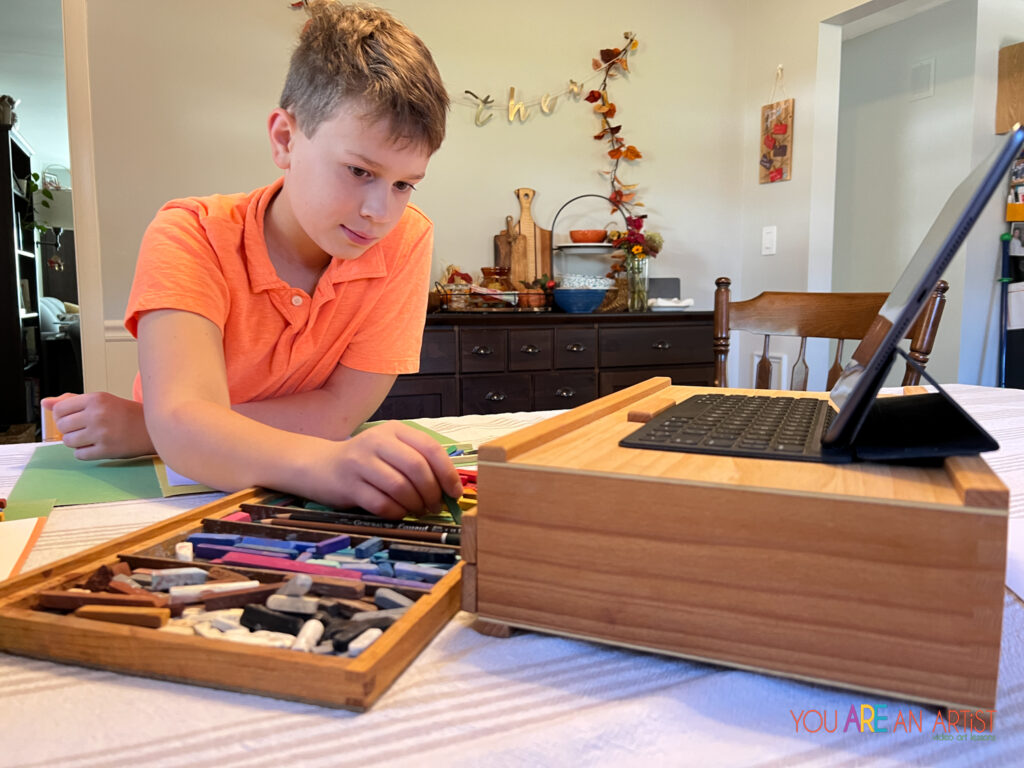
761;225;777;256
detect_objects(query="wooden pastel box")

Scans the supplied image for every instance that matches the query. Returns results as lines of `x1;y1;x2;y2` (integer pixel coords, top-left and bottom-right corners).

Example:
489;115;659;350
462;378;1008;710
0;489;463;711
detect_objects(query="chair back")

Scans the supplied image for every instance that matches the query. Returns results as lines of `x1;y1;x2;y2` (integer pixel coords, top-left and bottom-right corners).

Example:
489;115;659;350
712;277;948;390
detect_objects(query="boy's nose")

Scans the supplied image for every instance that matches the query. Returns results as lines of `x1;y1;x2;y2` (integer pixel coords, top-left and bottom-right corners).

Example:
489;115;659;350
360;186;390;222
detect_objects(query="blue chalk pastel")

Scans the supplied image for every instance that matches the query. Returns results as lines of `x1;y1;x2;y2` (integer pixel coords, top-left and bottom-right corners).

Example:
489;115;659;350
187;533;241;546
362;574;431;590
354;537;384;559
336;562;379;574
375;562;395;578
313;534;352;557
296;551;313;562
369;549;390;563
393;562;447;583
240;536;314;552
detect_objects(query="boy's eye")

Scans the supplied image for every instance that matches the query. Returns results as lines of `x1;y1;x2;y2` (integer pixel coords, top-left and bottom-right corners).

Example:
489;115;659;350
394;181;417;193
348;166;370;178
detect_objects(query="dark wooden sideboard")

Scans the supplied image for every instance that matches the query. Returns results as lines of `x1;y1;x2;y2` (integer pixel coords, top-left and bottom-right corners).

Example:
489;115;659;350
370;311;714;420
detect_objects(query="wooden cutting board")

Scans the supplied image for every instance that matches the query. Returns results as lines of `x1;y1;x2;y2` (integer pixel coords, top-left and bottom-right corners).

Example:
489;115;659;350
514;188;552;281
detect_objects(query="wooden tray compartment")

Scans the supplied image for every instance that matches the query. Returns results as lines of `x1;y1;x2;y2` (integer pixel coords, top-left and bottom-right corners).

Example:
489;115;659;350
463;378;1009;710
0;488;463;711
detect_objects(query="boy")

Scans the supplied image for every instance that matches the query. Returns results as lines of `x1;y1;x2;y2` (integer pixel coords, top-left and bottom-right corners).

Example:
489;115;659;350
42;1;462;520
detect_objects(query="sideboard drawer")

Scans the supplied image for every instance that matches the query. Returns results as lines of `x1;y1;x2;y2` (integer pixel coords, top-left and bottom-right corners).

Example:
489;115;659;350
554;328;597;369
461;374;532;414
509;329;553;371
460;329;507;373
418;328;456;374
599;325;712;368
599;365;714;396
533;372;597;410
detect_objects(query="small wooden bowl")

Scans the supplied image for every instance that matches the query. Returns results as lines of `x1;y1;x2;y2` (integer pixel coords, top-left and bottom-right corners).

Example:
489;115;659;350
569;229;607;244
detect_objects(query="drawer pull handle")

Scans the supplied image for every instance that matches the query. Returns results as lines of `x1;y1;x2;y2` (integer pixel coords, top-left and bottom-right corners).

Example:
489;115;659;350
470;345;494;357
651;340;672;350
565;343;587;353
555;387;576;399
484;391;507;402
520;344;541;355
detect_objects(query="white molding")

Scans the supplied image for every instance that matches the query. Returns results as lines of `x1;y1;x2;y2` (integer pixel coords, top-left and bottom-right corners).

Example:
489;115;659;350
63;0;108;391
103;319;133;341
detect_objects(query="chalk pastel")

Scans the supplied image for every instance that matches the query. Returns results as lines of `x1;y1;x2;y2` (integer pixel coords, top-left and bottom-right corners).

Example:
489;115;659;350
221;511;252;522
375;562;395;578
201;582;286;611
187;533;242;546
291;619;325;652
240;604;305;635
240;536;315;552
265;594;318;615
215;551;364;579
175;542;194;562
276;573;313;596
319;597;378;619
150;567;210;591
373;587;414;610
361;574;432;591
296;552;313;562
327;622;367;652
347;627;383;657
386;543;457;565
354;537;384;559
313;534;352;557
393;562;446;583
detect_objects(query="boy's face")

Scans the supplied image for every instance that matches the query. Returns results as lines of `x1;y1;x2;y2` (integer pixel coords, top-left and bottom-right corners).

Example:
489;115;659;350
270;105;430;261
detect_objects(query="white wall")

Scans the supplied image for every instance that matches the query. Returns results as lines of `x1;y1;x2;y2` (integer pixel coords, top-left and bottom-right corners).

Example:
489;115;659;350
833;0;977;385
962;0;1024;384
68;0;932;395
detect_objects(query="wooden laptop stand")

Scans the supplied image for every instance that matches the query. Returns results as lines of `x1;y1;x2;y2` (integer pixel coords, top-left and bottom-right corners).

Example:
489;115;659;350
461;378;1008;710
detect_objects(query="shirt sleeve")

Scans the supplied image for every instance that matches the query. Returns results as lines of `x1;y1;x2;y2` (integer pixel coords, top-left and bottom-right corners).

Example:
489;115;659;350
124;205;232;338
339;211;432;375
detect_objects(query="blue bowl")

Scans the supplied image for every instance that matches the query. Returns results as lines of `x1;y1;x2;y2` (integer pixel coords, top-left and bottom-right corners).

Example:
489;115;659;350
553;288;606;314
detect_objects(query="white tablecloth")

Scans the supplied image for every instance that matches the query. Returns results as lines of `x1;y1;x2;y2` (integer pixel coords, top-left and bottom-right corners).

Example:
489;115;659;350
2;388;1023;767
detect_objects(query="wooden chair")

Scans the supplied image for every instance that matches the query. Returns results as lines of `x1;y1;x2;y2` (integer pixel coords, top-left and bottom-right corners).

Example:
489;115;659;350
713;277;949;390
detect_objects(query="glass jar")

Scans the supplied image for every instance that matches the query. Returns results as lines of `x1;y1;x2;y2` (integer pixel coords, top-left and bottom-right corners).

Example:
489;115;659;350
481;266;515;292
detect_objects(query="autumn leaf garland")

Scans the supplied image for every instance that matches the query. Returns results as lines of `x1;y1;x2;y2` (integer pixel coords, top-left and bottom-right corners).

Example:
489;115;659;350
585;33;642;213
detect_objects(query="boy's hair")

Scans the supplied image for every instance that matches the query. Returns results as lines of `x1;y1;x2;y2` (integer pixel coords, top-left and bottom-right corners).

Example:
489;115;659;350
280;1;449;154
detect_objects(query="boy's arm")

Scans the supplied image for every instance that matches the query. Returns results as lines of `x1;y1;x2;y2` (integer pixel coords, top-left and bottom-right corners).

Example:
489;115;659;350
137;308;461;517
233;364;396;440
42;364;394;460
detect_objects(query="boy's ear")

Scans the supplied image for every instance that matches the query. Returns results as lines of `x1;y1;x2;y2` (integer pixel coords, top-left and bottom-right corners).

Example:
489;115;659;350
267;108;299;170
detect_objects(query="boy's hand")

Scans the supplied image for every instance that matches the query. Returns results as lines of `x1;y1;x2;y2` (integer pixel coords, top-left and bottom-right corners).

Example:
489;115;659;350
41;392;155;460
314;421;464;520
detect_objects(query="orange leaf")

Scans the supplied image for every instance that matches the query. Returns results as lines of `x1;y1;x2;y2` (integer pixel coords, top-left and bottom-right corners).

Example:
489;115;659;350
631;39;639;50
623;145;642;160
619;57;629;73
594;129;608;140
620;192;636;203
608;148;623;159
604;104;617;119
594;104;610;114
592;58;602;70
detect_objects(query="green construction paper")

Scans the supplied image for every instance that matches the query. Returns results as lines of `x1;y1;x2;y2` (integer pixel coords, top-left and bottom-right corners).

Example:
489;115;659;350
353;419;454;444
9;444;163;507
153;458;215;497
2;498;56;521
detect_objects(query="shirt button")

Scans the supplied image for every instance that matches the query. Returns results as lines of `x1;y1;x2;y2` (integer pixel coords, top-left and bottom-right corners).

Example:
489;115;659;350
291;295;303;306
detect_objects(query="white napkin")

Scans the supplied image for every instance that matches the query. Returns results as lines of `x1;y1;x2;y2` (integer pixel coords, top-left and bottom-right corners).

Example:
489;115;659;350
648;297;695;309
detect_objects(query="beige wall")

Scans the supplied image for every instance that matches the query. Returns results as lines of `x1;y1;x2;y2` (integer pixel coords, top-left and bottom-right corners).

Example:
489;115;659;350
67;0;870;395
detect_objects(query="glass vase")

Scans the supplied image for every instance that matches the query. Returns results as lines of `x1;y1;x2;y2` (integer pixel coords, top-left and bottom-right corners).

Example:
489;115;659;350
626;255;649;312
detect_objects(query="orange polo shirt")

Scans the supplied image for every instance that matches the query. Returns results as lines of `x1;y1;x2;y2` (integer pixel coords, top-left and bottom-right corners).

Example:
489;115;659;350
124;177;431;404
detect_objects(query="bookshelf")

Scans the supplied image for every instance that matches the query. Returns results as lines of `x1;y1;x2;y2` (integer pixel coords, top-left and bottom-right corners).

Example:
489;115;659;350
2;124;43;433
